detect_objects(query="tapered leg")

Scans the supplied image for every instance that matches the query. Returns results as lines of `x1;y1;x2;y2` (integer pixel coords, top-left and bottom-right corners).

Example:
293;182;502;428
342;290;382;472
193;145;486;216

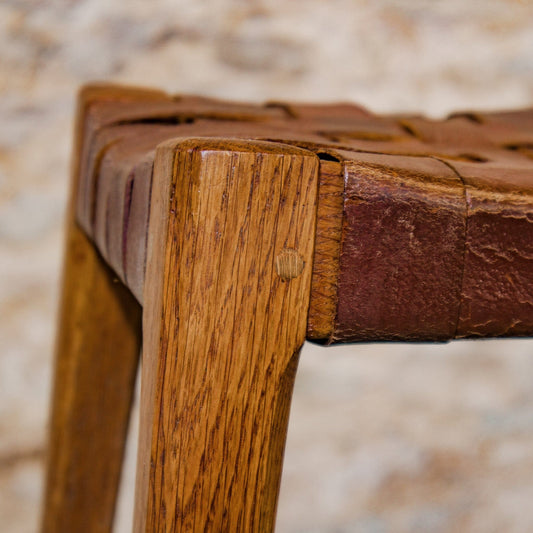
41;84;150;533
41;220;142;533
133;138;319;532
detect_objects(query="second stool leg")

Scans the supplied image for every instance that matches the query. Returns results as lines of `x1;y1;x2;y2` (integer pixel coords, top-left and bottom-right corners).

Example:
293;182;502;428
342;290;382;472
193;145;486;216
42;83;171;533
133;138;319;532
41;222;142;533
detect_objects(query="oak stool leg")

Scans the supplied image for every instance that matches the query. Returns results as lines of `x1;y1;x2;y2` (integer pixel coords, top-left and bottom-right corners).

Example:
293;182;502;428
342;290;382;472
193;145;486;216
41;84;148;533
42;221;142;533
133;139;319;532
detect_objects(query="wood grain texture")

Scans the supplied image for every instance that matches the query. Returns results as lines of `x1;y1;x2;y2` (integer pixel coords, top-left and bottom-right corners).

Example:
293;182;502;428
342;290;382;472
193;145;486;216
306;160;344;341
133;138;319;532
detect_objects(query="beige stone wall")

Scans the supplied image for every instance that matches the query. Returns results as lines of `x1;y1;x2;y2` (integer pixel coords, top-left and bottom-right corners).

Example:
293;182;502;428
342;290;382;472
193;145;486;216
2;1;533;531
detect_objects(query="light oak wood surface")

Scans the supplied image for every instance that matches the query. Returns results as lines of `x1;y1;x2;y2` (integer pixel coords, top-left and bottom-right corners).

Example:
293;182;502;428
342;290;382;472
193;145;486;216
133;138;319;532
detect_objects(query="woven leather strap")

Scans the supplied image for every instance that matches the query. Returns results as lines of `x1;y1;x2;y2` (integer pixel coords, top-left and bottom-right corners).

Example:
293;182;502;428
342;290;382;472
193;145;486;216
75;85;533;343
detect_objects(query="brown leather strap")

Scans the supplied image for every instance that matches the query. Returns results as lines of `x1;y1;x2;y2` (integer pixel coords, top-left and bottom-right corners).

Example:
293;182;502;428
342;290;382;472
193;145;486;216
74;84;533;343
334;153;466;342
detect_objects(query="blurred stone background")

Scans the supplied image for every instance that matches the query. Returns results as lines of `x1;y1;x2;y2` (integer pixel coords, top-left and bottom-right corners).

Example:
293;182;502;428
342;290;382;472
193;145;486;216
2;1;533;532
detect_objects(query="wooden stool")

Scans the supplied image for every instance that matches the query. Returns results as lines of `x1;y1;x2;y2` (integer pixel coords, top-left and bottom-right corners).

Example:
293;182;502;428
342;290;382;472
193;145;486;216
42;84;533;532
